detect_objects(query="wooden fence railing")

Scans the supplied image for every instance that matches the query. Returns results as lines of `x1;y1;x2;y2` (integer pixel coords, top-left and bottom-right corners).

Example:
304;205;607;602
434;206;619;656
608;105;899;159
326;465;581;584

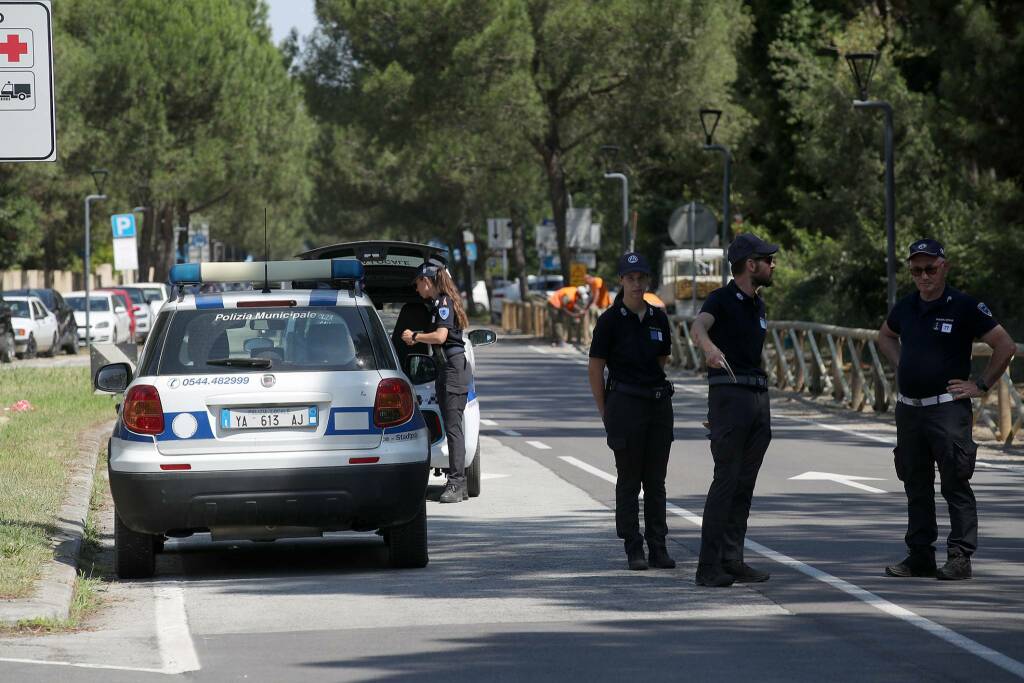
670;315;1024;446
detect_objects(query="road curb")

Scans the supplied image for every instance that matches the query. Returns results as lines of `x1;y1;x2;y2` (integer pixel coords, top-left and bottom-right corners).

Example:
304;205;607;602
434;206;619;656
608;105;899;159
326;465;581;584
0;419;115;626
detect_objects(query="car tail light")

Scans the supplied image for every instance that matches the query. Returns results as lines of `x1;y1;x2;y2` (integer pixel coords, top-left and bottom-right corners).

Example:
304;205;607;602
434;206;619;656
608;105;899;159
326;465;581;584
424;411;443;443
16;328;26;336
123;384;165;435
374;378;414;428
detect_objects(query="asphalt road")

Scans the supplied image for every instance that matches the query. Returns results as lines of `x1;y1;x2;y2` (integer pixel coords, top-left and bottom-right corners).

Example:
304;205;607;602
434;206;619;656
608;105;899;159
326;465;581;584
2;337;1023;682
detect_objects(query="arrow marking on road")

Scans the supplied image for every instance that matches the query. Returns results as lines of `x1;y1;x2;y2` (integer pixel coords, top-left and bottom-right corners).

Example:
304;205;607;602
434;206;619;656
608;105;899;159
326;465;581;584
789;471;886;493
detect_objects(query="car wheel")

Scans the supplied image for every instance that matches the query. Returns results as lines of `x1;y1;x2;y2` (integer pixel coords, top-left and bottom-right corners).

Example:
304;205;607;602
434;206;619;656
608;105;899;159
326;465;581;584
65;329;79;355
23;335;37;360
385;500;428;569
1;333;14;363
41;332;58;358
114;510;156;579
466;440;481;498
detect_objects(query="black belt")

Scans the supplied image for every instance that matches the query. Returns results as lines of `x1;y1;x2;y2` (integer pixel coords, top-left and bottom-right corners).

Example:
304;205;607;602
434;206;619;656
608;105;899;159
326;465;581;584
607;379;673;400
708;374;768;389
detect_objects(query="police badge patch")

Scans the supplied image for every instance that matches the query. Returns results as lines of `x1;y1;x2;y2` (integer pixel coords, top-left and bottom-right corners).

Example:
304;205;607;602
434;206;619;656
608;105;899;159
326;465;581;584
978;302;993;317
439;306;450;320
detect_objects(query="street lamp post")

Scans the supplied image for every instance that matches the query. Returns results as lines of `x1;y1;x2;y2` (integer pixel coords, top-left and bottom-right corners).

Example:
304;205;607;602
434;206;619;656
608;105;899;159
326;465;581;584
84;169;109;348
599;145;631;253
132;206;148;282
700;108;732;287
847;51;897;311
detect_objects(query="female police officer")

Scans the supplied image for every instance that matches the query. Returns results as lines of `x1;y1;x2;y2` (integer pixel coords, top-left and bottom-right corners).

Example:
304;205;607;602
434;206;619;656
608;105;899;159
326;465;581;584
402;263;473;504
588;252;675;570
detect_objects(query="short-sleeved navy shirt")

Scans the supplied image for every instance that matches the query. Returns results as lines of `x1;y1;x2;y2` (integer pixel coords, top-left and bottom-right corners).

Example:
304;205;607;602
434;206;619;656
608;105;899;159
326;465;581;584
430;294;465;351
589;299;672;387
886;286;997;398
700;280;768;379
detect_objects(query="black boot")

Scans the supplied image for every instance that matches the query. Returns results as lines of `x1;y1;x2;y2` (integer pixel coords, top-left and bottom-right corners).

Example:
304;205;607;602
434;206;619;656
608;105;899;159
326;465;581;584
625;539;648;571
936;553;972;580
647;541;676;569
439;479;464;504
722;560;770;583
695;564;734;587
885;551;936;578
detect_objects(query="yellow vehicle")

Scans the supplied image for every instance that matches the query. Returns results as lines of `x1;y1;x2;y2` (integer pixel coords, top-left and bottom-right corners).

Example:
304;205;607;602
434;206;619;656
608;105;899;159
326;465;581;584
657;248;726;314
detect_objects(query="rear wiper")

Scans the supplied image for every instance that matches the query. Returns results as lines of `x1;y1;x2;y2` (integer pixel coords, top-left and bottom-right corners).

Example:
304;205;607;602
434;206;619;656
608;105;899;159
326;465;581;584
206;357;272;369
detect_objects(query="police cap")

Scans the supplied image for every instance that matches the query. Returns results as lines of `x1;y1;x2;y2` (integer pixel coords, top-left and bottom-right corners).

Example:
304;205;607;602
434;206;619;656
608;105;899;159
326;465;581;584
617;252;651;276
411;262;441;283
727;233;779;265
907;238;945;260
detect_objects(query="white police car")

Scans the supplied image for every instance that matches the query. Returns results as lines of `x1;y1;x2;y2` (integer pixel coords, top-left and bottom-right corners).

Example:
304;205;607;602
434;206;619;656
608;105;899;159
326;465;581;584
94;258;432;578
297;241;496;498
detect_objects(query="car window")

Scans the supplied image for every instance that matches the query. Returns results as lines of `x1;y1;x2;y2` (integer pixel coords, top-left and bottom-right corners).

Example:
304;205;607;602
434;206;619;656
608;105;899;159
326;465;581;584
141;288;164;303
66;297;111;312
32;302;44;318
156;306;380;375
122;288;146;304
8;300;30;317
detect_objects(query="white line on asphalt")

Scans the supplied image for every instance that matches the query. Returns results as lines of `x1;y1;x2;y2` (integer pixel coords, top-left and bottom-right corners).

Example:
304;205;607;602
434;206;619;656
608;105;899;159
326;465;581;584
154;583;201;675
529;345;553;355
0;657;167;675
526;440;552;450
558;455;1024;680
500;429;522;437
481;418;499;426
789;471;887;494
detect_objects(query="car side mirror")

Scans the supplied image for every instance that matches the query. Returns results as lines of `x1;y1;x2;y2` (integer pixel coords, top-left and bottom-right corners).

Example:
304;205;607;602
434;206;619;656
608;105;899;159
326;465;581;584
468;329;497;347
94;362;132;394
402;353;438;385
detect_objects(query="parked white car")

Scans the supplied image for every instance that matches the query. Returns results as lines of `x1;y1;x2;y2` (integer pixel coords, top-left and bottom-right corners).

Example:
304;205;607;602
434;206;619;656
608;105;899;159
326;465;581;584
130;282;171;319
489;274;564;322
65;291;132;345
6;295;60;358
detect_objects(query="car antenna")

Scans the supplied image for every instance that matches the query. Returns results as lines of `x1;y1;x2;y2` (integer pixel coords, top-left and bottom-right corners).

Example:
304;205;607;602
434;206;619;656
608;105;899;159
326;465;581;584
262;208;271;294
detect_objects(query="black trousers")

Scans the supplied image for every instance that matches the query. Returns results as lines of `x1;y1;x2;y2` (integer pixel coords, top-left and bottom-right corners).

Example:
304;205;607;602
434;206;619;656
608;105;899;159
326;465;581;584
699;386;771;568
437;352;472;483
894;400;978;557
603;390;674;546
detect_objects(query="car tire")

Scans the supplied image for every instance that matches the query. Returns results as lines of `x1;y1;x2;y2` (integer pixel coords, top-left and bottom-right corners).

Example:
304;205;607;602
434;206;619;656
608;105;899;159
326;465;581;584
22;335;37;360
1;333;14;363
386;500;428;569
114;510;156;579
466;440;481;498
41;332;58;358
64;329;79;355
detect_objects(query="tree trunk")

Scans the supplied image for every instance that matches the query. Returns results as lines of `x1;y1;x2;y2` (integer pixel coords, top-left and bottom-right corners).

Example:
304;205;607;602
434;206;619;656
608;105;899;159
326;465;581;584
543;148;571;282
510;205;529;302
457;228;476;314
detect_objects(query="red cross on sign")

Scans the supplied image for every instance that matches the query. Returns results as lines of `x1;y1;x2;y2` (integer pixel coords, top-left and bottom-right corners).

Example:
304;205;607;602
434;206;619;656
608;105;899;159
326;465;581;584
0;33;30;63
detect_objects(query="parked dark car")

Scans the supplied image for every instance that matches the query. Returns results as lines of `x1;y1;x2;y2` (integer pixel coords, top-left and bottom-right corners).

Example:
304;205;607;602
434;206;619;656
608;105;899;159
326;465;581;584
1;288;78;355
0;296;15;363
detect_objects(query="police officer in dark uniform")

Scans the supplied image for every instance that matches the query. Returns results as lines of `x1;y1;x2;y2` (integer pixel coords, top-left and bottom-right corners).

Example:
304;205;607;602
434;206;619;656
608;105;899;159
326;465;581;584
689;233;777;587
588;252;675;570
878;239;1015;580
402;263;474;504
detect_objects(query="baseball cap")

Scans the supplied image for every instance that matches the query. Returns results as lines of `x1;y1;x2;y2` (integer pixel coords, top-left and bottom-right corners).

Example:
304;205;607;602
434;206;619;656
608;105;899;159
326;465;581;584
727;233;779;265
907;238;945;259
411;262;441;283
617;252;651;276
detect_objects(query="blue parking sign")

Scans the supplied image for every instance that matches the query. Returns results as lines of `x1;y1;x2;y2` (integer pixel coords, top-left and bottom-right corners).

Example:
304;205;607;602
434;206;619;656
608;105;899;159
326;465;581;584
111;214;136;238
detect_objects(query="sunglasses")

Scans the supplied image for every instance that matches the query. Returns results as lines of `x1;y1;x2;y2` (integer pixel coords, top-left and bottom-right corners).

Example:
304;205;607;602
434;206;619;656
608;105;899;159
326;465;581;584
909;265;940;277
752;255;774;265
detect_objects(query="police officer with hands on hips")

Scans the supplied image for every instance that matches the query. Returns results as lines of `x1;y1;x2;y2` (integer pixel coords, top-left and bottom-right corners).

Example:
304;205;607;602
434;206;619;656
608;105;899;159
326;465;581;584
402;263;474;504
878;238;1015;580
689;233;777;587
588;252;676;571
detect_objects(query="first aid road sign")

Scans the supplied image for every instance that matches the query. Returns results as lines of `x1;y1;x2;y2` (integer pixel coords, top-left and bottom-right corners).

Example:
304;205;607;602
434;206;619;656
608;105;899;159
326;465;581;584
0;1;55;162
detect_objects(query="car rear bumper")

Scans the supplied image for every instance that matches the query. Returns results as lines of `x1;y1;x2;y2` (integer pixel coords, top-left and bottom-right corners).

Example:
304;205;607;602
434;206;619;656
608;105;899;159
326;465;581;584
109;461;430;535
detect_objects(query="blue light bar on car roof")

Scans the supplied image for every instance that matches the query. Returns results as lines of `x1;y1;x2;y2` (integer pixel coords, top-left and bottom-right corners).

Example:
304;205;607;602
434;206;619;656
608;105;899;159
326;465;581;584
168;259;364;285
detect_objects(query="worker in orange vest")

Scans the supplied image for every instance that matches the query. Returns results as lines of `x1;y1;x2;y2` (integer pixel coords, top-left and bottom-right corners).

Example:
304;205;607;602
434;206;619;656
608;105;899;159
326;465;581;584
548;285;588;346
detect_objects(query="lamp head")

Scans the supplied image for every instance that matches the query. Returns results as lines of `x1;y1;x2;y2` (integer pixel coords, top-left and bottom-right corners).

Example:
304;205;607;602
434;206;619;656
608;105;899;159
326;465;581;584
699;108;722;146
90;168;109;196
845;51;879;101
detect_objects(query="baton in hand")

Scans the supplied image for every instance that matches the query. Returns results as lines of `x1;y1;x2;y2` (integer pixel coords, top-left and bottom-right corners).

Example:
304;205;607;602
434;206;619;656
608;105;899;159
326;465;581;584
720;356;737;383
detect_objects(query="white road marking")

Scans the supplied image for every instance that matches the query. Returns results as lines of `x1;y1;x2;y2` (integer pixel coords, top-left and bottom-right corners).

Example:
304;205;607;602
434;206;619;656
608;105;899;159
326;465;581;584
480;472;511;480
154;583;201;675
0;657;167;674
529;345;553;355
558;455;1024;680
500;429;522;437
526;440;552;450
481;418;498;426
790;471;887;494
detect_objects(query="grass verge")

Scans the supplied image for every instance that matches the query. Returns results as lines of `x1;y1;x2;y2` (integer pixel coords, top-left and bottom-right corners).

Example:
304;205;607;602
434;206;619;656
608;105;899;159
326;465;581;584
0;367;115;599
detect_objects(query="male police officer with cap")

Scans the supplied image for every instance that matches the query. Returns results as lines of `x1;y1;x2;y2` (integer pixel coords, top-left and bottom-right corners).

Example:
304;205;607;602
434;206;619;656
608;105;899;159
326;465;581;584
878;238;1015;580
588;252;675;570
689;233;777;587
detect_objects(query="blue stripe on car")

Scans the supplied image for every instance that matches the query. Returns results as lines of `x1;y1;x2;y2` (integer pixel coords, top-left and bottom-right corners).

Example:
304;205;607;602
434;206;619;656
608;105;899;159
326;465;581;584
156;411;216;441
324;407;380;435
196;295;224;309
309;289;339;307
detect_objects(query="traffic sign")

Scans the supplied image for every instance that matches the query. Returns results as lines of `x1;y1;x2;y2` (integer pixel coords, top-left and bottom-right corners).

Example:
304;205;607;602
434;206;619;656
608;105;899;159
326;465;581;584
569;262;587;287
111;214;136;238
668;202;717;247
487;218;512;250
0;1;55;161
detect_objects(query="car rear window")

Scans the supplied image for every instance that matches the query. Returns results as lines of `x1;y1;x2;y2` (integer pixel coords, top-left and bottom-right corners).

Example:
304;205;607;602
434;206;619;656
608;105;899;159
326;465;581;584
66;297;111;312
155;306;380;375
